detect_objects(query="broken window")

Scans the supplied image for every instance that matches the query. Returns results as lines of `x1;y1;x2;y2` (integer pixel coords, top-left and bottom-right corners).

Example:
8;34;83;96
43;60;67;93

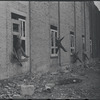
11;13;28;65
50;25;58;57
70;31;75;55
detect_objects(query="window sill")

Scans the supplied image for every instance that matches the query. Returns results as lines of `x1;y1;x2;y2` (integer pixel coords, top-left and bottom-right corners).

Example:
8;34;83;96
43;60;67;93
50;55;58;58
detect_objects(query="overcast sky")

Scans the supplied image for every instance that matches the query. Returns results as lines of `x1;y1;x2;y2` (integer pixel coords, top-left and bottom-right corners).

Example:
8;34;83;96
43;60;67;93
94;1;100;11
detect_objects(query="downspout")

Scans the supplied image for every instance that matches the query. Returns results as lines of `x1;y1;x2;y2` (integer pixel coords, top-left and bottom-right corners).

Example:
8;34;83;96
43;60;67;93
6;2;9;78
58;1;61;66
74;1;76;52
84;1;86;51
29;1;32;73
89;2;93;58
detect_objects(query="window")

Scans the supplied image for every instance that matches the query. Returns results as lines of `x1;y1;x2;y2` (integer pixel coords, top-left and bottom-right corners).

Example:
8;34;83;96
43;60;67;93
70;31;75;55
90;39;92;54
82;35;85;51
11;13;26;60
11;12;25;20
13;23;19;32
19;19;26;52
50;25;58;57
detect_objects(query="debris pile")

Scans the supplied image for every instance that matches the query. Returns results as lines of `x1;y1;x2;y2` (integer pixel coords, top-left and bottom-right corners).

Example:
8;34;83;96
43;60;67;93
88;59;100;71
57;78;82;85
0;80;21;99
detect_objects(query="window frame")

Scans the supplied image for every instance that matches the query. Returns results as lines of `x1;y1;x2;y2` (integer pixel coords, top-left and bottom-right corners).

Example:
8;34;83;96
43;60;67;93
19;18;26;40
90;39;92;54
82;35;85;51
70;32;75;55
11;19;21;36
50;29;58;57
11;17;27;59
19;18;26;58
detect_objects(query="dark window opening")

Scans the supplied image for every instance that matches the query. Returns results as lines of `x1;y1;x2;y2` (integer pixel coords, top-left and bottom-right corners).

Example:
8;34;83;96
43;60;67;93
13;35;18;49
23;21;25;37
13;35;21;50
50;25;57;30
70;31;74;35
13;23;19;32
56;48;58;53
82;35;85;51
71;49;74;53
13;35;21;60
51;31;53;46
51;49;54;54
21;40;25;52
70;31;75;54
11;13;25;20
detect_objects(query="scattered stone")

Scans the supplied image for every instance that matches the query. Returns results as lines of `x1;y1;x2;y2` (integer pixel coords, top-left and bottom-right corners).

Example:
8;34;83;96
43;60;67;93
20;84;35;96
42;83;55;93
42;88;52;93
13;94;22;99
57;78;82;85
45;83;55;90
64;70;69;73
51;71;58;75
36;88;43;93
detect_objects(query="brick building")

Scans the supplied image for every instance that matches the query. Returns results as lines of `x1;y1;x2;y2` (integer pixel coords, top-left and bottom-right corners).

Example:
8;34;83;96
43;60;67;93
0;1;99;80
89;2;100;58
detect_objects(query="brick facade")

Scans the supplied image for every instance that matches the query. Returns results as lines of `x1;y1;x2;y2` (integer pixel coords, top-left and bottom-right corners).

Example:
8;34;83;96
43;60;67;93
0;1;99;79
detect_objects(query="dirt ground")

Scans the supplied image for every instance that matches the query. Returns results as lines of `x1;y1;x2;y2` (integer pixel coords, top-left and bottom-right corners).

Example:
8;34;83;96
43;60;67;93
0;63;100;99
31;68;100;99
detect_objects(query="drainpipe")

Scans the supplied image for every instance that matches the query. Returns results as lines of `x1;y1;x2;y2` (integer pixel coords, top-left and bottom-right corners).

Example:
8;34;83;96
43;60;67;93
58;1;61;66
84;1;86;51
29;1;32;74
74;1;76;52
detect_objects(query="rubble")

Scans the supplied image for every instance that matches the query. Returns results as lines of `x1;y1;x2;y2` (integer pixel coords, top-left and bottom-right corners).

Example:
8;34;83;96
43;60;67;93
0;60;99;99
20;84;35;96
57;78;82;85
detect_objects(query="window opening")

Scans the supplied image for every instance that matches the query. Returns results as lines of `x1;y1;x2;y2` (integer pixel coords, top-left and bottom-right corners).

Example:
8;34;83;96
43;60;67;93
70;31;75;55
11;13;28;66
50;25;58;57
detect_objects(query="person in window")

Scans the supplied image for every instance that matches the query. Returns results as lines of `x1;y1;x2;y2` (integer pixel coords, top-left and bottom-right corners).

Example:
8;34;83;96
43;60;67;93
56;36;67;53
13;35;29;66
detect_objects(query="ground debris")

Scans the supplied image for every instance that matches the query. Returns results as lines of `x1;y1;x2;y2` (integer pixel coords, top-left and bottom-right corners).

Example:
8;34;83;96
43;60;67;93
0;62;100;99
